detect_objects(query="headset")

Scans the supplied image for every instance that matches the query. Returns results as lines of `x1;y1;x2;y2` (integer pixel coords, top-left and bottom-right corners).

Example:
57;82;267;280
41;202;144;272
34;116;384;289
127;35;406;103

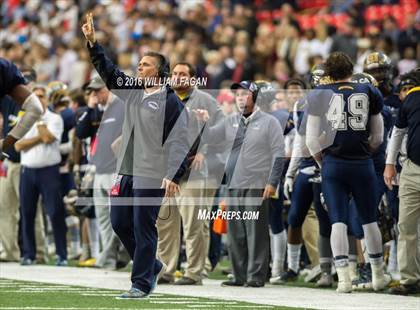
158;55;170;78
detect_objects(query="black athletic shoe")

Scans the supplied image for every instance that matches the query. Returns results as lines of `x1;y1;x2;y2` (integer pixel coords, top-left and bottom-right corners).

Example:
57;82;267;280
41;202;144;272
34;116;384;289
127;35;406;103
245;280;265;287
278;269;298;284
221;280;245;287
352;263;372;290
157;277;174;285
389;283;420;295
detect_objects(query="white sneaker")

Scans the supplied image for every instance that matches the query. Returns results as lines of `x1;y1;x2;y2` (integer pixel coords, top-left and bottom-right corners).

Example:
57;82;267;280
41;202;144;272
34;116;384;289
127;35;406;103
336;266;352;293
316;272;333;287
372;264;391;291
304;265;321;283
349;262;358;282
269;276;283;285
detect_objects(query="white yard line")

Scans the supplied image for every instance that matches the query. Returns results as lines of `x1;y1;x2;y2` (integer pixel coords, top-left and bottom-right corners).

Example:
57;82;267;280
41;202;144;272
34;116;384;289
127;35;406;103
0;263;418;310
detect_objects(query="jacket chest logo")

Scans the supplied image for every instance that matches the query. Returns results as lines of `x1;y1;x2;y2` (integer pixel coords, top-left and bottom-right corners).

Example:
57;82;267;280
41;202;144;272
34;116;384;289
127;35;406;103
145;101;159;111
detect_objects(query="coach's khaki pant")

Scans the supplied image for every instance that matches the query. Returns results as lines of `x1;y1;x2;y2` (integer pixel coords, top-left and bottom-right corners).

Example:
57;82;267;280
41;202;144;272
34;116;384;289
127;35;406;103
202;181;218;273
398;159;420;285
157;179;208;282
302;206;320;267
0;161;45;261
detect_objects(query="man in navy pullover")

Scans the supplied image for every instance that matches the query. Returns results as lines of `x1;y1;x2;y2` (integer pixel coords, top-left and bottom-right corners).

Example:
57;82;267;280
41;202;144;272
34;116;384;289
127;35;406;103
82;13;189;298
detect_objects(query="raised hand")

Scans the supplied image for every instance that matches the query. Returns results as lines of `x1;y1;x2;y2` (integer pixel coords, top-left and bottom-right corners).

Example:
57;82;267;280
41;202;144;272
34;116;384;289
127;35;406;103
81;12;96;46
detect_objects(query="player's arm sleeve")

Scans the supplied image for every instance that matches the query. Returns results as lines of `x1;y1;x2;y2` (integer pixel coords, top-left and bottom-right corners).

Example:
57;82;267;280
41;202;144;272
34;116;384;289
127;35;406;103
268;119;285;187
87;42;135;91
386;105;408;165
286;133;304;178
368;114;384;150
8;93;44;139
305;114;323;156
386;126;407;165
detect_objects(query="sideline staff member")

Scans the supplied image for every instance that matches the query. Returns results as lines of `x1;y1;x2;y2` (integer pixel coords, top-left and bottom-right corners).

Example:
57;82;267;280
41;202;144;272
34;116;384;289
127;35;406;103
82;13;189;298
384;69;420;295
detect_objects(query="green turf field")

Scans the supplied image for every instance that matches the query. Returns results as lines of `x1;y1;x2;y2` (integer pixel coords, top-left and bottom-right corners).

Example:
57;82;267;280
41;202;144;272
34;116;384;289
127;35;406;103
0;279;308;310
43;256;420;297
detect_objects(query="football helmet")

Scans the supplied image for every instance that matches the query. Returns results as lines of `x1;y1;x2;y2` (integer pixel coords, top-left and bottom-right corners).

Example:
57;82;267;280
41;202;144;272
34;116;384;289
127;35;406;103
363;52;393;95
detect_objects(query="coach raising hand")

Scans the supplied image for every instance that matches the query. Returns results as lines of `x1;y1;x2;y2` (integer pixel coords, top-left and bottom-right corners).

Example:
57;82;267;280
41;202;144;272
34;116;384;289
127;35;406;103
82;13;189;298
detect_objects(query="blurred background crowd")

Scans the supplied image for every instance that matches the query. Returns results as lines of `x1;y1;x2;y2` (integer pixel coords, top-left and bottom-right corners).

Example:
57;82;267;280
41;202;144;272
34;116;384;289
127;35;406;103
0;0;418;91
0;0;418;288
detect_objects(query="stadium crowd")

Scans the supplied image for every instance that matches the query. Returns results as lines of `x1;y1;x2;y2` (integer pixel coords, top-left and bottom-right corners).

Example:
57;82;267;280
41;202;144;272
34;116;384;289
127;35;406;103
0;0;419;297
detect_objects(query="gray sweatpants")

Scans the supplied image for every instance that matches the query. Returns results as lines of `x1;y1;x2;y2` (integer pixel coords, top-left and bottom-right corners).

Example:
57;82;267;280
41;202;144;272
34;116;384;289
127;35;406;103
226;189;269;283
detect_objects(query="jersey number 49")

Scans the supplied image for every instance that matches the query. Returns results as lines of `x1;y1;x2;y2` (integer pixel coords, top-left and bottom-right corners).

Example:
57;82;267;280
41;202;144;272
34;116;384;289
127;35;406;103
326;93;369;131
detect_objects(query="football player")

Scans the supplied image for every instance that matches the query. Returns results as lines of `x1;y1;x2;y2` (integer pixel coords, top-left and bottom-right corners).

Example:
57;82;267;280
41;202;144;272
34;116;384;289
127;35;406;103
279;64;334;287
306;52;390;293
363;52;400;115
347;72;394;290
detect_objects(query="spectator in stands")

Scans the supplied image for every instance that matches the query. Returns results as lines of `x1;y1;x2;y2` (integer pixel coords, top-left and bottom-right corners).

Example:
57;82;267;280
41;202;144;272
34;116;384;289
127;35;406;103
330;19;358;62
397;13;419;56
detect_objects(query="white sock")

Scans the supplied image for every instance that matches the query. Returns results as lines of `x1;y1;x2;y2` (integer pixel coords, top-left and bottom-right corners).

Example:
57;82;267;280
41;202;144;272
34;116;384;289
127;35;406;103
287;243;301;273
362;222;383;265
349;254;357;264
271;230;287;276
88;219;100;259
387;240;398;272
66;216;81;255
330;223;349;267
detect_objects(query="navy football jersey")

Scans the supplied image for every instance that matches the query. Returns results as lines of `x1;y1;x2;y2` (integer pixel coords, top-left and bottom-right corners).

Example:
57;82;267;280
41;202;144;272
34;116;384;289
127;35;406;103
0;58;26;98
307;82;383;160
